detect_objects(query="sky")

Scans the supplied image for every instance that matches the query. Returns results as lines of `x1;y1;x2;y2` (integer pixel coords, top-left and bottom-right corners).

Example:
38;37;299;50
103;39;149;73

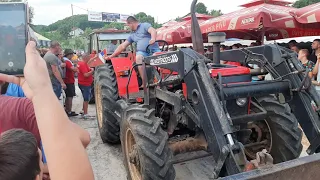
28;0;295;25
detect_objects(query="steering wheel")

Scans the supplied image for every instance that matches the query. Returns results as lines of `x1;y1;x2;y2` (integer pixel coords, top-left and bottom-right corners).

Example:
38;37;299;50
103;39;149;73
146;40;169;55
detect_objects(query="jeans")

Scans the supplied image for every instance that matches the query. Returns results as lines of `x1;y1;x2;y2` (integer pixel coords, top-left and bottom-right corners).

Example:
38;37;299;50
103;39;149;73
79;84;91;101
52;82;62;98
136;48;161;57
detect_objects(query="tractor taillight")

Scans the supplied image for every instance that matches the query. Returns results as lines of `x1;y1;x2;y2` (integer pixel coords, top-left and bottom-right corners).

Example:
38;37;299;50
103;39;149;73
117;70;129;77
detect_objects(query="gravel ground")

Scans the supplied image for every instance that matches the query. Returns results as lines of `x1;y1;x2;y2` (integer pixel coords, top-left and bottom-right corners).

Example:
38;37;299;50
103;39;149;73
66;82;310;180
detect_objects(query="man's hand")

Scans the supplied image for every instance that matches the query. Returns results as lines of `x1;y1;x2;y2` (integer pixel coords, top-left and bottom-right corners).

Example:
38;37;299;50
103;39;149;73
61;83;67;89
60;63;66;68
104;55;111;60
0;41;52;100
149;38;156;45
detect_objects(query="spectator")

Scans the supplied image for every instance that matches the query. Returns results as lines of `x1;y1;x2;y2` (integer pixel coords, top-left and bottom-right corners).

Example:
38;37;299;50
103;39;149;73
4;83;25;97
0;41;94;180
298;49;314;78
250;42;258;47
256;40;262;46
232;44;239;49
310;39;320;63
0;129;43;180
63;49;79;117
291;45;300;54
288;40;297;49
77;53;95;118
43;41;66;98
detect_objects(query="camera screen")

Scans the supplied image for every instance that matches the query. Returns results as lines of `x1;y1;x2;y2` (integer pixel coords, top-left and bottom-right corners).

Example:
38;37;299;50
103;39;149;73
0;3;27;75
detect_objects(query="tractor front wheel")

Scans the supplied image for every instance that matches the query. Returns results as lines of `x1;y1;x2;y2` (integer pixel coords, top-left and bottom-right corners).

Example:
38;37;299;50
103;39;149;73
121;104;175;180
94;62;120;144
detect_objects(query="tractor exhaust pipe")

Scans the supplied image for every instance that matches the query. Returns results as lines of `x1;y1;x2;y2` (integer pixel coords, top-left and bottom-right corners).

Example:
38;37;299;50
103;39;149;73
208;32;226;64
191;0;205;55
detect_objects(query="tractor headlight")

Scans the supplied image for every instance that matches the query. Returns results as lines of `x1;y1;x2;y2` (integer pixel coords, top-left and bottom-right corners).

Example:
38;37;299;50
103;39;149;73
236;98;248;107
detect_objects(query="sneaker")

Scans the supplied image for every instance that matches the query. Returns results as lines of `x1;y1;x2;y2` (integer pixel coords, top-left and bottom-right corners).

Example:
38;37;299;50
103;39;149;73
82;114;92;119
67;111;78;117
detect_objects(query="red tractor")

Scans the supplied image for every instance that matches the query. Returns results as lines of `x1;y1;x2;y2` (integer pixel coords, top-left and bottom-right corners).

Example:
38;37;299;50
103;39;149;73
87;29;135;103
94;1;320;179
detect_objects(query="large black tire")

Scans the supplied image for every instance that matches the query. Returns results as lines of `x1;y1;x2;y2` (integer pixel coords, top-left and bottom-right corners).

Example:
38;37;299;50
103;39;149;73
121;104;175;180
257;96;303;163
94;62;120;144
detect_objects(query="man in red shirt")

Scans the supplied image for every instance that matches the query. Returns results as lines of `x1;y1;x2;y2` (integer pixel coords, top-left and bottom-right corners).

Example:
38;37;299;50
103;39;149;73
63;49;79;117
77;53;94;118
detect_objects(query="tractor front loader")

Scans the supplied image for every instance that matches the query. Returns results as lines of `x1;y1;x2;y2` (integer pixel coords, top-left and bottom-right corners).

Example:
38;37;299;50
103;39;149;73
94;0;320;179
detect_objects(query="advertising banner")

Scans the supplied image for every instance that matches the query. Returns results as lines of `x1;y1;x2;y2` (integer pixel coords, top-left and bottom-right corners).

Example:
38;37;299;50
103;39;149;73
88;11;130;23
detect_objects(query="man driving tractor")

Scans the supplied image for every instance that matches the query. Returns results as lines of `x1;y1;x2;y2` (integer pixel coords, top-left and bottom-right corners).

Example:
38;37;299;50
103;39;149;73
104;16;160;82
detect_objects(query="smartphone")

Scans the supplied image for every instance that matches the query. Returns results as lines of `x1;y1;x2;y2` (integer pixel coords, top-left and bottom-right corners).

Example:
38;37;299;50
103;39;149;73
0;2;29;76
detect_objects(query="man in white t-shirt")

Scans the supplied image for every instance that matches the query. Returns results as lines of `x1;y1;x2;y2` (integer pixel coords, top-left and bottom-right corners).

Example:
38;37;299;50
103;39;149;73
107;40;118;54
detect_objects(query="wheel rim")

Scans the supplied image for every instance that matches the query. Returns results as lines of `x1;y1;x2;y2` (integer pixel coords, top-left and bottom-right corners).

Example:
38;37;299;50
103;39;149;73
125;128;142;180
244;120;273;159
95;83;103;128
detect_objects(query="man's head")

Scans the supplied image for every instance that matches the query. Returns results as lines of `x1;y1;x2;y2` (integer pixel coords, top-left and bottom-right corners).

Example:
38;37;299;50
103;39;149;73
126;16;139;31
312;39;320;51
111;40;118;45
288;40;297;48
0;129;43;180
298;49;309;60
232;44;239;49
64;49;75;60
81;53;91;63
291;45;300;53
220;45;226;51
50;41;61;55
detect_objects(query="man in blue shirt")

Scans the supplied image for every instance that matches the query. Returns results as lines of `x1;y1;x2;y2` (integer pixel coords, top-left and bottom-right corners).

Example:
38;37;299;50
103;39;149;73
105;16;160;82
5;83;25;97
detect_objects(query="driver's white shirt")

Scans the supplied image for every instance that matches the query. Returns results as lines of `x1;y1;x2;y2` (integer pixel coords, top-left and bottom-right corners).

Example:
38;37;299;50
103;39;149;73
107;43;117;54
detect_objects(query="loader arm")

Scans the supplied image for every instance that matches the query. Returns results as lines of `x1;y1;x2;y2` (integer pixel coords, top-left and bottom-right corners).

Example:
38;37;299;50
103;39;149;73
220;45;320;154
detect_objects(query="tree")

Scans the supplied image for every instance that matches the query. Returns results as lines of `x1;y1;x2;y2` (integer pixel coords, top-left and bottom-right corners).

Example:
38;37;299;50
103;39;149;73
293;0;320;8
83;27;93;38
196;2;209;14
210;9;223;17
104;22;125;30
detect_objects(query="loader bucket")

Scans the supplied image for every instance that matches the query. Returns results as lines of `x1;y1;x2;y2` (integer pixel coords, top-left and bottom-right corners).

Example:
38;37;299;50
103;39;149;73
222;153;320;180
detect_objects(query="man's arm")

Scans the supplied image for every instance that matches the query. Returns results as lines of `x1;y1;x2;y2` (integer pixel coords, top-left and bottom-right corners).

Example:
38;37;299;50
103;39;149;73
51;65;65;85
148;27;157;42
106;40;131;59
84;69;94;77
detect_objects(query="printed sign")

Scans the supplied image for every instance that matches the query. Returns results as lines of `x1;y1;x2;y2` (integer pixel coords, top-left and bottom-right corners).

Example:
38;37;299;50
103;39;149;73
88;11;130;23
150;54;179;65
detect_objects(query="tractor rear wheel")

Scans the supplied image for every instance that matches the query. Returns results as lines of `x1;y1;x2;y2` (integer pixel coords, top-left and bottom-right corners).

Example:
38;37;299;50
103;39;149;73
121;104;175;180
94;62;120;144
245;96;303;163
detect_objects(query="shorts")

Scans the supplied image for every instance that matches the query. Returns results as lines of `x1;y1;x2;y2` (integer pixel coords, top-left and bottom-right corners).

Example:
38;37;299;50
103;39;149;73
64;83;76;97
52;82;61;98
79;84;91;101
136;48;161;57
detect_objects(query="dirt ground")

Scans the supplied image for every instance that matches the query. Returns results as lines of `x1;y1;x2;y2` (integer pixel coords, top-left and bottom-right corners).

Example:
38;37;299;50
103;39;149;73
68;83;310;180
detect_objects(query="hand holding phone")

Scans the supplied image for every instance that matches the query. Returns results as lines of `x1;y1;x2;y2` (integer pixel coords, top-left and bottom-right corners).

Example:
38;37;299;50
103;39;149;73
0;2;29;76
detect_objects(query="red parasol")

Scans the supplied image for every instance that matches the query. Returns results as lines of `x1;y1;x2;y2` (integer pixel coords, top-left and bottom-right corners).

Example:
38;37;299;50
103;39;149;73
182;13;213;21
200;3;320;40
290;2;320;24
240;0;292;8
157;18;206;44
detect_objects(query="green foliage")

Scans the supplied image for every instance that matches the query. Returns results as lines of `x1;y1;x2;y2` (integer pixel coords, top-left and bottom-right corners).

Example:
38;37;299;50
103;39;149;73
104;22;125;30
196;2;209;14
293;0;320;8
210;9;223;17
